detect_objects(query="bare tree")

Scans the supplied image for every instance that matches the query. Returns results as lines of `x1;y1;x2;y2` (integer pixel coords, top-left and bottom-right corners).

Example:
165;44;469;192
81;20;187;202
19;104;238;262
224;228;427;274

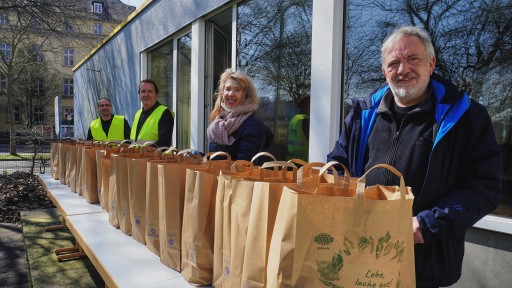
0;0;85;154
345;0;512;119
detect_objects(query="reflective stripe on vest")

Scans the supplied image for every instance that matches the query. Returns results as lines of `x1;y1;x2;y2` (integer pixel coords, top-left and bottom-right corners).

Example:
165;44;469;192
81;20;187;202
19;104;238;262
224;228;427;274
130;105;168;142
90;115;125;141
288;114;309;154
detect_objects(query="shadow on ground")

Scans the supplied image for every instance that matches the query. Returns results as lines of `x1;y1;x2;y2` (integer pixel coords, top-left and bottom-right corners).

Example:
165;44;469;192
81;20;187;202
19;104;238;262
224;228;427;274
21;208;104;288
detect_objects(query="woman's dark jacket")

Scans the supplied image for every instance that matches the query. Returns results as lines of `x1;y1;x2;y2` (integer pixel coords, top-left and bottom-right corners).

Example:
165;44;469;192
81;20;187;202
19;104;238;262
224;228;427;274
327;73;502;287
209;114;273;161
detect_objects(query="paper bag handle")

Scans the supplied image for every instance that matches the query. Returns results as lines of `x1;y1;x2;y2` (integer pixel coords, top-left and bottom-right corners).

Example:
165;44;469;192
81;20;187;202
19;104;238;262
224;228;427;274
260;161;298;181
250;152;277;164
297;162;336;184
356;164;406;199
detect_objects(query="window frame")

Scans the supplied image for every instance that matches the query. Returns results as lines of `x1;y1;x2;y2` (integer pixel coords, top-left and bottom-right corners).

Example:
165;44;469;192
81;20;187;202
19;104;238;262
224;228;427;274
93;23;103;35
0;43;12;61
63;48;74;66
63;78;74;97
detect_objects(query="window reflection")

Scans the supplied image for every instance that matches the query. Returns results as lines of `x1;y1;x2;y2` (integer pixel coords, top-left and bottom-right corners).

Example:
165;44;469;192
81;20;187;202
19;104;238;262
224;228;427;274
177;33;191;149
149;41;173;107
345;0;512;217
237;0;312;161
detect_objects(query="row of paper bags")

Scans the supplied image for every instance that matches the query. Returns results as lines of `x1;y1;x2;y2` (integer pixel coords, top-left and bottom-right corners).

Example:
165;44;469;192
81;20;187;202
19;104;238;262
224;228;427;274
49;140;416;287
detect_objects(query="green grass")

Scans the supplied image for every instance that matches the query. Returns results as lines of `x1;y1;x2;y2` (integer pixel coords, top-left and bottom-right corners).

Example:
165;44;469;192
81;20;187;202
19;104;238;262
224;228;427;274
0;153;51;160
21;209;104;288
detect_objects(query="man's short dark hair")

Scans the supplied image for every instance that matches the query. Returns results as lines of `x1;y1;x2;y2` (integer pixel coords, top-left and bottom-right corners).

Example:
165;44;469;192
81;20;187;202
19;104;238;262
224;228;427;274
139;79;159;94
97;98;112;107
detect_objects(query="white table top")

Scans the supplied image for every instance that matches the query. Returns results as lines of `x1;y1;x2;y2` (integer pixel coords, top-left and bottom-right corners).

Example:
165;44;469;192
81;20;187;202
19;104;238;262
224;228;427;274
66;212;195;288
38;173;103;216
38;173;200;288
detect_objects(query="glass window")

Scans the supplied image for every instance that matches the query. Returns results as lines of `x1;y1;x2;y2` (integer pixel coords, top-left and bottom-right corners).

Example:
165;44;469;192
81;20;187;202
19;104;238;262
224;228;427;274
0;43;12;61
63;78;74;97
34;107;45;124
14;106;20;123
0;74;7;94
0;15;8;26
177;33;192;149
149;41;173;107
345;0;512;218
237;0;313;161
65;21;73;32
32;78;44;97
92;2;103;14
63;48;74;66
93;23;103;35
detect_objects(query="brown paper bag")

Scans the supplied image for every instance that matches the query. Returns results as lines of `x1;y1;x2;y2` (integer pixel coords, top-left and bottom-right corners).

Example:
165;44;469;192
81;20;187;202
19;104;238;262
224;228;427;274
116;144;157;236
146;157;174;256
181;153;232;286
65;143;78;191
50;142;59;180
80;146;100;203
157;154;203;271
213;161;298;288
266;164;415;288
59;142;72;184
128;147;164;244
108;152;121;228
96;149;107;209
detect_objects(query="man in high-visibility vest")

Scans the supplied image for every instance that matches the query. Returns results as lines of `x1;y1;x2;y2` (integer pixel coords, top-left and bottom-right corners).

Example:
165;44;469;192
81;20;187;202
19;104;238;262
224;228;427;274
87;98;131;141
287;95;310;161
130;79;174;147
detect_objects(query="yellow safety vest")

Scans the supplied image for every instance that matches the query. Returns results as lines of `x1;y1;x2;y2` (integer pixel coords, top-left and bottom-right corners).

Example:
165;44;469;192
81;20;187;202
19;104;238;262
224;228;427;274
287;113;309;160
130;105;169;142
90;115;125;141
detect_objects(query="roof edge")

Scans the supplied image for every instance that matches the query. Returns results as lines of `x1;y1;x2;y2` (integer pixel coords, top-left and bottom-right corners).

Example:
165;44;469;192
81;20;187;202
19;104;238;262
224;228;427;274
73;0;153;72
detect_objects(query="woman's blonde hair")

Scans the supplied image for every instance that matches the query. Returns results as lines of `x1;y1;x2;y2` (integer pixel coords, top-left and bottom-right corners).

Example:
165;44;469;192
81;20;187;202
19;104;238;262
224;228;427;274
209;68;260;121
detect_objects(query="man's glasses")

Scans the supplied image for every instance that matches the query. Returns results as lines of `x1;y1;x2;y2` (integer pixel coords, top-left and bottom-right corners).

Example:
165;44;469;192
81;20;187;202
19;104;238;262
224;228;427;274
99;104;111;107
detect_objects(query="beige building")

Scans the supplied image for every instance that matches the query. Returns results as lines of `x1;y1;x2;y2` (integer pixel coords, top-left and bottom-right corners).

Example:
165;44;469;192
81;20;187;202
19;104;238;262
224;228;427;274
0;0;135;139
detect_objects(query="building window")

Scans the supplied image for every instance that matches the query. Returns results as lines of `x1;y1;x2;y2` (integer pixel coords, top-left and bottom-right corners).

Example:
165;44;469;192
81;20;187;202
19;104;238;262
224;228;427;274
29;45;44;63
63;48;74;66
93;23;103;35
63;78;74;96
0;74;7;94
13;106;20;123
177;33;192;150
0;15;8;26
0;43;12;61
92;2;103;14
31;78;44;97
34;107;45;124
64;21;73;32
237;0;313;161
149;41;173;107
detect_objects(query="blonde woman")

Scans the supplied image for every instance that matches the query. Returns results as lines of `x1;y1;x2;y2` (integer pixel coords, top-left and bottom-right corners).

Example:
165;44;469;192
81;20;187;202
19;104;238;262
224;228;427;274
207;69;272;160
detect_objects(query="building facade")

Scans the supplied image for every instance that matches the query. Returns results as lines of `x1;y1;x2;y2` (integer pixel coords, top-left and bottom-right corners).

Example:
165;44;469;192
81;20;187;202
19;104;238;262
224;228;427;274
0;0;135;138
73;0;512;286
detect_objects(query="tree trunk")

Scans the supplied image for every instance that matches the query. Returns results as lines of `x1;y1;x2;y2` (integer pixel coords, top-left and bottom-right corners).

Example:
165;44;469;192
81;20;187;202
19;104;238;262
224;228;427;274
7;83;17;155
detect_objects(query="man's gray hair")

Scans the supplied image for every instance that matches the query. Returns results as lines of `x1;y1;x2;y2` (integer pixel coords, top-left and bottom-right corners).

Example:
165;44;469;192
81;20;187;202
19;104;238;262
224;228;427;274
380;26;435;66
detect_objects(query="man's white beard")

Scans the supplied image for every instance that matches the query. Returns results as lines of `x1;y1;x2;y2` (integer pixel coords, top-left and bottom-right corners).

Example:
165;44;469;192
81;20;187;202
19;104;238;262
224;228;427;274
389;77;429;106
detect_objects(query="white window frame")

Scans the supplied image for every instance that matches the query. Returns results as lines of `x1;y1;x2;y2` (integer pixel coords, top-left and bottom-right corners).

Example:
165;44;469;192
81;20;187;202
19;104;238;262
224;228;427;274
93;23;103;35
0;43;12;61
63;48;74;66
63;78;74;96
34;106;45;124
0;15;8;26
92;2;103;14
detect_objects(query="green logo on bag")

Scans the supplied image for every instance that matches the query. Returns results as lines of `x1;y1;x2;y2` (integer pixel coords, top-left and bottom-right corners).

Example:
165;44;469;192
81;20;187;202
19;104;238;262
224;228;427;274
315;233;334;245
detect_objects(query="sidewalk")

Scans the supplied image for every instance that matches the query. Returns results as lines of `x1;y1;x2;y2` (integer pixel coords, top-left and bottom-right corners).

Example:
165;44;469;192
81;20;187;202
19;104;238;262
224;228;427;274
0;209;103;288
0;223;29;288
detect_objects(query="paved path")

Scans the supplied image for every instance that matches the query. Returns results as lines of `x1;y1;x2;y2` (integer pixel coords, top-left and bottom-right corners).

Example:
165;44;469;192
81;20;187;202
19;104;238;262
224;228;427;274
0;223;30;288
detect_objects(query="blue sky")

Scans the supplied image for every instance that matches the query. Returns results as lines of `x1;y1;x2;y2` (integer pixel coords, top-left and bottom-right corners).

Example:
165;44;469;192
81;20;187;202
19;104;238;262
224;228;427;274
120;0;147;9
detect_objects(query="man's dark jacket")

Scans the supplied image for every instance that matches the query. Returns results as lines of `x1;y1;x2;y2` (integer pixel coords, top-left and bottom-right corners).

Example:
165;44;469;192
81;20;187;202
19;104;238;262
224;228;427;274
327;74;502;287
